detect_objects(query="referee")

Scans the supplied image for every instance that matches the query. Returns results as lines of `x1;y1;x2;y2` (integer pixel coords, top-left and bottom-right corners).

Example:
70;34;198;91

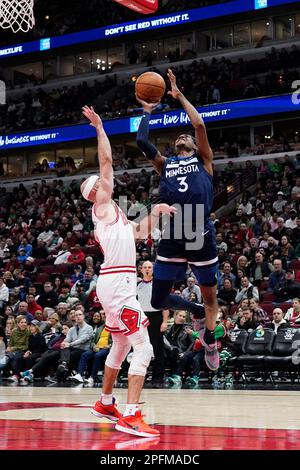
137;260;169;387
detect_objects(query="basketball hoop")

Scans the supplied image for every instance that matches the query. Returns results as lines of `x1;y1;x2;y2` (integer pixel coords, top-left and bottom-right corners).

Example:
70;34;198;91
0;0;35;33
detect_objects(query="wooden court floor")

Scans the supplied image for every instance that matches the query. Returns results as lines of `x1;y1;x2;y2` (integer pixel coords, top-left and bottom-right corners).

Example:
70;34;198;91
1;385;300;450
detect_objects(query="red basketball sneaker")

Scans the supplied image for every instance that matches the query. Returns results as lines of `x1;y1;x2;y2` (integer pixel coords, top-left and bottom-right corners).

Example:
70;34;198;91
115;410;160;438
91;398;121;422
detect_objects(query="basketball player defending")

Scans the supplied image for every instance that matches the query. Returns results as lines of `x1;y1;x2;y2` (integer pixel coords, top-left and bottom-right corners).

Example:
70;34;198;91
80;106;176;438
136;69;219;371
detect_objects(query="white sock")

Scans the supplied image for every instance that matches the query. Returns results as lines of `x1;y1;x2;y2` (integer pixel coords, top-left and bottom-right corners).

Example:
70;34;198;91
123;404;139;417
101;393;113;405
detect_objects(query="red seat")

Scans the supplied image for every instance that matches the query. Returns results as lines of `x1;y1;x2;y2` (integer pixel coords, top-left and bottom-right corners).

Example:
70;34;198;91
230;304;240;317
280;302;293;313
289;260;300;270
260;303;274;317
53;264;69;273
260;280;269;291
36;272;49;283
34;258;47;267
261;292;276;302
39;265;54;274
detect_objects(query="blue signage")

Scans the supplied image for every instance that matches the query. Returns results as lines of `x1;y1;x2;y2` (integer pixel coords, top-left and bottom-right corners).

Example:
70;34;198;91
40;38;51;51
255;0;268;8
0;0;294;60
0;94;297;151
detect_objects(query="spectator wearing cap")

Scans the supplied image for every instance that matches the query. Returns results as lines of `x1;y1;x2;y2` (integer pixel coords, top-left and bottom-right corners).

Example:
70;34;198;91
71;266;83;284
23;257;36;275
272;192;287;213
268;259;286;290
13;320;47;379
26;294;43;316
285;209;298;230
273;269;300;302
73;282;89;308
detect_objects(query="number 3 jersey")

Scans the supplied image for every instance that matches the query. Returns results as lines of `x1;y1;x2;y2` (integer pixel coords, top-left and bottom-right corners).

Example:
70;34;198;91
92;201;149;335
159;153;214;231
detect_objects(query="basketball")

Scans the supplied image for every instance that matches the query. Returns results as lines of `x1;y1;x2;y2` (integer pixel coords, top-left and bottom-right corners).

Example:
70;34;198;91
135;72;166;103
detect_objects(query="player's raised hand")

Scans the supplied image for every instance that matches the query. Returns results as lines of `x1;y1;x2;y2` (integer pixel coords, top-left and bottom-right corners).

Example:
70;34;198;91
152;203;178;217
167;68;182;100
135;94;160;113
82;105;103;129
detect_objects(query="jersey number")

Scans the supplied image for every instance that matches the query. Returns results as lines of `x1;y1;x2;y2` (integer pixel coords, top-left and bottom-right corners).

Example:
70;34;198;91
177;176;189;192
119;306;141;335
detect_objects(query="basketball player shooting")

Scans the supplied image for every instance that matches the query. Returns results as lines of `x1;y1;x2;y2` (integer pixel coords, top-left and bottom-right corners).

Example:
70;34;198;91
136;69;219;371
80;105;176;438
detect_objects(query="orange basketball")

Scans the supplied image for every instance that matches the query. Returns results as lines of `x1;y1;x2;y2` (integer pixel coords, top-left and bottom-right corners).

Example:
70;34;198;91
135;72;166;103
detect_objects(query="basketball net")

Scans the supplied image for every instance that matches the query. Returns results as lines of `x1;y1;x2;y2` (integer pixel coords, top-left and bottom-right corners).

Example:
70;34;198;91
112;0;158;15
0;0;35;33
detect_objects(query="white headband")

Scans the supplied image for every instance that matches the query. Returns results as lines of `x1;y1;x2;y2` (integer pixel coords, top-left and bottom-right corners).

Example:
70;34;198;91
82;175;99;201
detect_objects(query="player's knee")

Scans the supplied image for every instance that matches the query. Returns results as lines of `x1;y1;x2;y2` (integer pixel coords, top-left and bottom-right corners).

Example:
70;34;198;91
105;343;131;370
128;340;153;377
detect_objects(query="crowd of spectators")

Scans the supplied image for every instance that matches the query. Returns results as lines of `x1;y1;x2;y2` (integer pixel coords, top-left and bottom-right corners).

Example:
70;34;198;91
1;45;299;135
1;153;300;386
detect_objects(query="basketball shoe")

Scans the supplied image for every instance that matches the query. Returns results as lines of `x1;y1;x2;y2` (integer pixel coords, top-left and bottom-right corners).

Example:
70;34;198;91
115;410;160;438
91;397;121;422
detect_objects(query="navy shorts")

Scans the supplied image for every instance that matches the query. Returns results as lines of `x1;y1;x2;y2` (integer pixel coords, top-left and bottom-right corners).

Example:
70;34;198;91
154;229;218;287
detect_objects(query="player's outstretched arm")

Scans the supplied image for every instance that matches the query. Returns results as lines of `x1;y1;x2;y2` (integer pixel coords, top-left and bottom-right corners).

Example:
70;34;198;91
131;203;177;240
82;106;113;205
135;96;166;175
167;69;213;174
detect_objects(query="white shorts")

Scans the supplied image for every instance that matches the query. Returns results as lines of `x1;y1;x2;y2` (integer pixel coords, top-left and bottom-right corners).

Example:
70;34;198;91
96;271;149;336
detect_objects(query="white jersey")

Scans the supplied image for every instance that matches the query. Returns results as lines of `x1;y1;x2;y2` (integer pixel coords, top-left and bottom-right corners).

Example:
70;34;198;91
92;201;149;335
92;201;136;273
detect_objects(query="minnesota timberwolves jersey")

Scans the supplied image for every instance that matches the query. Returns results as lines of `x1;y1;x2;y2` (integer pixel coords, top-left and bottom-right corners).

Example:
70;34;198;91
159;152;214;230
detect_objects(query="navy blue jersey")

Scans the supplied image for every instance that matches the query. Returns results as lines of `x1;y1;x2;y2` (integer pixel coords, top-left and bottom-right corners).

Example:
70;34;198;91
159;153;214;226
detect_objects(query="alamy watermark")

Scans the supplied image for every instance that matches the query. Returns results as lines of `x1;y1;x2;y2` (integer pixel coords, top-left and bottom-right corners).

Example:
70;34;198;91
0;80;5;105
101;196;207;251
292;80;300;105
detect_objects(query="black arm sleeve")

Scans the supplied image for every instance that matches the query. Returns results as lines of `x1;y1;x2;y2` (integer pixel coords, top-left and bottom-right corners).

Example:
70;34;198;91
136;112;158;160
